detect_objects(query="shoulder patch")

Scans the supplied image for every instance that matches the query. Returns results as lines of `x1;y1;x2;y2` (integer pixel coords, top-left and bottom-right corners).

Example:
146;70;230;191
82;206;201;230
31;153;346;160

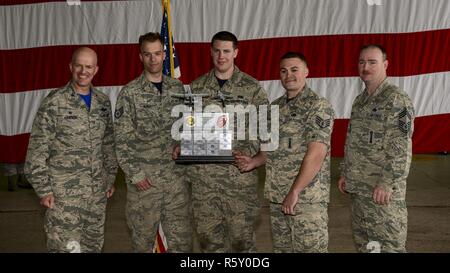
315;115;331;128
398;107;412;135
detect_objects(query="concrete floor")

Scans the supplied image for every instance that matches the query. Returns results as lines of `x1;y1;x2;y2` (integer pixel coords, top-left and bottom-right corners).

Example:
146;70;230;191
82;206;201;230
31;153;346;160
0;155;449;253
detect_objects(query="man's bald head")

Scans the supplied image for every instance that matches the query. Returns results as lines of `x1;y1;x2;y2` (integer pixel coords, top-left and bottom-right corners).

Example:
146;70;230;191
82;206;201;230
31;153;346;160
71;47;98;66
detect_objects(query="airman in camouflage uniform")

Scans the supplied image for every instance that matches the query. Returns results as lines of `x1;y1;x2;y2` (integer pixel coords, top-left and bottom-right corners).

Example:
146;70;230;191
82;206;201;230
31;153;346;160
180;31;268;252
114;32;192;253
245;52;334;253
338;45;415;253
24;47;118;253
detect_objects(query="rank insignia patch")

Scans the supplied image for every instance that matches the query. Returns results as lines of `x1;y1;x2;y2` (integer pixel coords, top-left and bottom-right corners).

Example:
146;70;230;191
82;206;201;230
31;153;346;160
398;108;412;135
114;107;123;119
315;115;331;128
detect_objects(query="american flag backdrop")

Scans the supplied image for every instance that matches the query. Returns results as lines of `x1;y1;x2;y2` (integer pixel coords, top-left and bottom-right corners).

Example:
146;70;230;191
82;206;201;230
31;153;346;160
0;0;449;164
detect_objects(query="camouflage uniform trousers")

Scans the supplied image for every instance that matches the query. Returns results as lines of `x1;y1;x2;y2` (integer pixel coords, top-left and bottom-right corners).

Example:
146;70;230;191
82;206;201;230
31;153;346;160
125;166;193;253
350;194;407;253
188;164;260;253
44;195;107;253
269;202;328;253
1;163;25;176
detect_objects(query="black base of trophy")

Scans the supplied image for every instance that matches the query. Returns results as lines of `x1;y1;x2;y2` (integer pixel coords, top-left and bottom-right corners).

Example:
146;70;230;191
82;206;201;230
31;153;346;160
175;156;235;164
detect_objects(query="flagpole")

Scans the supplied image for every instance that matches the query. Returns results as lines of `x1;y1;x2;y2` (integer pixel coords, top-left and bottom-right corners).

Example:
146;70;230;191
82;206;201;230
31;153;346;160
163;0;175;77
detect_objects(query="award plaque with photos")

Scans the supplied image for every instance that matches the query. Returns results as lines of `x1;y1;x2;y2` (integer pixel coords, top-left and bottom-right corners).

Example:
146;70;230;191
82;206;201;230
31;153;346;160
175;112;235;164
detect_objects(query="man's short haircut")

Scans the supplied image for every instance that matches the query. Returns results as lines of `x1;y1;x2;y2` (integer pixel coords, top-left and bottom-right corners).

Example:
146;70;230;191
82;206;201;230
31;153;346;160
360;44;387;61
211;31;238;49
280;51;308;66
138;32;164;51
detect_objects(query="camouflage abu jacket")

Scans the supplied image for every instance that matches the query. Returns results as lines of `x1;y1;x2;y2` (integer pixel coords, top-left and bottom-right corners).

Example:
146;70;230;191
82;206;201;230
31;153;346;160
25;82;117;199
265;86;335;204
342;79;415;200
114;73;185;185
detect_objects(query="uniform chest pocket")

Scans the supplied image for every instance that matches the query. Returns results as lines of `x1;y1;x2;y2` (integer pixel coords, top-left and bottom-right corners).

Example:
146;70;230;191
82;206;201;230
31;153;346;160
161;96;181;119
284;111;307;128
58;109;85;130
135;96;161;132
281;113;306;151
93;114;108;133
56;109;87;145
231;94;250;106
367;106;386;122
349;119;384;151
90;106;110;131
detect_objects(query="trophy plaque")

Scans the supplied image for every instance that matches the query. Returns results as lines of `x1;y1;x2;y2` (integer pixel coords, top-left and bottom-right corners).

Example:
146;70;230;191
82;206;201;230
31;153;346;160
175;112;235;164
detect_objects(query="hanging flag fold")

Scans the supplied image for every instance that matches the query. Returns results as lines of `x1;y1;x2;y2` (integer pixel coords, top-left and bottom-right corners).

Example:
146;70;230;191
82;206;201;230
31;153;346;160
161;0;181;78
153;222;168;253
153;0;181;253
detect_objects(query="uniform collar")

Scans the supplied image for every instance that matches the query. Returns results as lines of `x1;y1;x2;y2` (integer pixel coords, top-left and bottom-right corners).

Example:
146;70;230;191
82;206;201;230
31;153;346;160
65;81;99;111
363;77;390;98
205;66;242;89
138;72;169;94
282;84;312;105
67;81;94;96
66;81;100;98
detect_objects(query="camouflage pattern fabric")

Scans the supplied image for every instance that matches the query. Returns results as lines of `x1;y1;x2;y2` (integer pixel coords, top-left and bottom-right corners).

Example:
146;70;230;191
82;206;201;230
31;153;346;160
265;86;334;204
125;164;192;252
270;202;328;253
188;67;268;252
25;82;118;252
351;194;407;253
341;79;414;253
265;86;334;253
341;79;415;200
45;196;107;252
1;163;25;176
114;73;193;252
